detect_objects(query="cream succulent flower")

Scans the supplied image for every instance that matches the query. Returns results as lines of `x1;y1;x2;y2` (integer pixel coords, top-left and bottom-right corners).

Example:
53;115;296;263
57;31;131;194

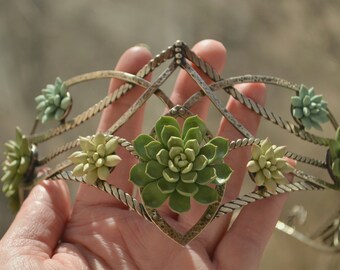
247;138;294;193
69;133;121;184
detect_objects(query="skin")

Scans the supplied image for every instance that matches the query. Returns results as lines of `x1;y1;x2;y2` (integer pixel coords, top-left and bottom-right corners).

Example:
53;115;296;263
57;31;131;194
0;40;292;270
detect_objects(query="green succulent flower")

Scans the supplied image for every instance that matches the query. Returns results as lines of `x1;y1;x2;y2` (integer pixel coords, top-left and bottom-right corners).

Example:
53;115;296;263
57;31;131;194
247;138;294;193
69;133;121;184
291;85;329;131
1;127;32;210
130;115;232;214
329;128;340;179
35;77;72;124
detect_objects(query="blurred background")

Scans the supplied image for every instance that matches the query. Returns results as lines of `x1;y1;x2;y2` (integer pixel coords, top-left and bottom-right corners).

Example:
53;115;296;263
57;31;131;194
1;0;340;269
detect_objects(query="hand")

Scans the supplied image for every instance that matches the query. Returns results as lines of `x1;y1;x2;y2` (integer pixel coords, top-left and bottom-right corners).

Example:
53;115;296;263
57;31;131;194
0;40;290;270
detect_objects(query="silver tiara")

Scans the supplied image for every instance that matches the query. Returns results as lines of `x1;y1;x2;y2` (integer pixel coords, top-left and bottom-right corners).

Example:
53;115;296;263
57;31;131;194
2;41;340;249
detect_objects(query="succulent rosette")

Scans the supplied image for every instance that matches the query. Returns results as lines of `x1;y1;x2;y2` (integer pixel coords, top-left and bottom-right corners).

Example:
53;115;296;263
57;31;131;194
329;128;340;180
1;128;32;210
291;84;329;131
130;115;232;213
69;133;121;184
35;77;72;123
247;138;294;193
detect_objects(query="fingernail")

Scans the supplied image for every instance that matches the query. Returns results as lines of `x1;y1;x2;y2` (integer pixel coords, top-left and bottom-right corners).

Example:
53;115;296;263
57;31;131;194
135;43;151;51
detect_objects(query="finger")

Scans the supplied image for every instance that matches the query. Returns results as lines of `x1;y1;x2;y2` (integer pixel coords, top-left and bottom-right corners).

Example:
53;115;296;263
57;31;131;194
170;39;226;118
75;46;152;207
192;83;266;254
160;40;226;219
0;180;71;257
214;168;294;269
220;83;266;201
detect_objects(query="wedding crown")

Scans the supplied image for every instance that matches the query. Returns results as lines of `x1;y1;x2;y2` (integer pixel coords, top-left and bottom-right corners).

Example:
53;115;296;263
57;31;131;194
2;41;340;250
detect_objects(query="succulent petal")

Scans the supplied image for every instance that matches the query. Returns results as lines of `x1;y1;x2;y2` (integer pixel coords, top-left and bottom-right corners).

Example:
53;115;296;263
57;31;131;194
169;191;190;213
329;139;340;160
85;169;98;185
184;140;200;156
105;137;119;154
157;177;177;194
291;96;302;107
104;155;121;167
184;148;196;162
247;160;260;173
183;127;203;144
130;163;154;186
181;163;193;174
274;146;286;158
332;159;340;178
264;179;277;193
196;166;217;185
168;160;180;172
97;166;110;180
182;115;207;140
72;163;85;177
155;116;180;143
193;185;219;205
251;144;262;160
94;133;106;145
156;149;170;166
208;137;229;160
181;171;198;183
145;141;163;160
176;182;199;197
192;155;209;171
133;134;155;161
211;163;233;185
293;108;303;119
146;160;164;179
261;138;271;152
167;136;184;149
254;171;265;185
169;146;183;160
199;143;217;162
142;181;168;208
163;168;179;182
161;125;181;146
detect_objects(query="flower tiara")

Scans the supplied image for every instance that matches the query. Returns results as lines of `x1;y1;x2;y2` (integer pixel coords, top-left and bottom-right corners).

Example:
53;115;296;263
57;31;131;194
2;40;340;250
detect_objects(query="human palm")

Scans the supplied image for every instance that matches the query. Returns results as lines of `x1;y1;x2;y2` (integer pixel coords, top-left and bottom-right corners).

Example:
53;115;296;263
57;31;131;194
0;40;290;270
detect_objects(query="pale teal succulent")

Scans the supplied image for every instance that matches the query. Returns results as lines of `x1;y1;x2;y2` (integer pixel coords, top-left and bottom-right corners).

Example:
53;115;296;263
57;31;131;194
69;134;121;184
247;138;294;193
329;128;340;179
35;77;72;123
1;128;32;210
130;115;232;214
291;85;329;131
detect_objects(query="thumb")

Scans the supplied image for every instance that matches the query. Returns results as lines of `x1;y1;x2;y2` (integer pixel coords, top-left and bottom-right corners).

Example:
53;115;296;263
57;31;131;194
0;180;71;257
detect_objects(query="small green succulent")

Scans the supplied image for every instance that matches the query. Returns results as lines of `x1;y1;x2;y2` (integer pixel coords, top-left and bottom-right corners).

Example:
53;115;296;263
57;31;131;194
1;128;32;210
69;133;121;184
35;77;72;123
291;85;329;131
329;128;340;179
247;138;294;193
130;115;232;214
